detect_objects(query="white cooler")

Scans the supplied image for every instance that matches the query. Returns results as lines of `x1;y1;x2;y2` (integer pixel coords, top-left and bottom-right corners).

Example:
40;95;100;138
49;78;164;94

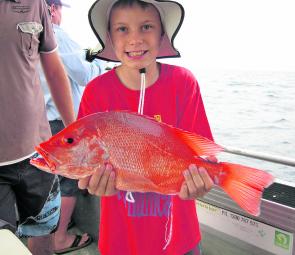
0;229;32;254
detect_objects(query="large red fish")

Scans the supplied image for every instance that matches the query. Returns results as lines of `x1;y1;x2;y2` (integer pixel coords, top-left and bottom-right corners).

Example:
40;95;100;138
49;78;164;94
31;111;273;216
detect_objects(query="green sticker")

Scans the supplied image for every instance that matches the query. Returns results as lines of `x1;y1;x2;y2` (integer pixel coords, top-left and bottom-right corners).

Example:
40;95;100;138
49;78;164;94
275;230;290;250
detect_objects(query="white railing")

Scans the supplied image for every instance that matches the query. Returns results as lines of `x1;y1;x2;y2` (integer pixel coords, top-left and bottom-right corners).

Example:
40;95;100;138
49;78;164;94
222;146;295;167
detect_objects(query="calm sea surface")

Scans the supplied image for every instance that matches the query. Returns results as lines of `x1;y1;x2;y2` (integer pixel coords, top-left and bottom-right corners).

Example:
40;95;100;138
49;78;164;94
196;69;295;183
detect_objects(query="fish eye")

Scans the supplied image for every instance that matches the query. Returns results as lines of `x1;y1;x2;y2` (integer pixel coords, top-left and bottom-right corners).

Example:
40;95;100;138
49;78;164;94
65;137;74;144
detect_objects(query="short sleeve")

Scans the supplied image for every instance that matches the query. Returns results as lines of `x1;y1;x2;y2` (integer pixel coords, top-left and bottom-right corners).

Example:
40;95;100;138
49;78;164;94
176;68;213;141
39;0;57;53
77;80;99;119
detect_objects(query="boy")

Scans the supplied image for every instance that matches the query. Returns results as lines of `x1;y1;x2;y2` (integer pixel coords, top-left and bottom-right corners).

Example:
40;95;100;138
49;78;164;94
78;0;214;254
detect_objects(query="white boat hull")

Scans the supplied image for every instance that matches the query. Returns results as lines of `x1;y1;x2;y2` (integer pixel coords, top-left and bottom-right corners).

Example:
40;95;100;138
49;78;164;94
197;181;295;255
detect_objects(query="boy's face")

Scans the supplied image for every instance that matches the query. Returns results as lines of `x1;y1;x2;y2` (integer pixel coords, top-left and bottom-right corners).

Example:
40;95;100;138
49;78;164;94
109;3;163;70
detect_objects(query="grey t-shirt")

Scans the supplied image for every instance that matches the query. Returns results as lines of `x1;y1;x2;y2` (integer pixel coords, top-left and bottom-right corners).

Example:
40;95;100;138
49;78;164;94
0;0;57;163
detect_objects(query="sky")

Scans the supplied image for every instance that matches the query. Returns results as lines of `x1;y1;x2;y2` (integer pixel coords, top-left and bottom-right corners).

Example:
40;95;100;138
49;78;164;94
62;0;295;72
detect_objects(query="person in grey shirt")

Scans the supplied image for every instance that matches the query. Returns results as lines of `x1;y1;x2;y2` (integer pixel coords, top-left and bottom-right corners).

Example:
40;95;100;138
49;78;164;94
40;0;105;253
0;0;76;254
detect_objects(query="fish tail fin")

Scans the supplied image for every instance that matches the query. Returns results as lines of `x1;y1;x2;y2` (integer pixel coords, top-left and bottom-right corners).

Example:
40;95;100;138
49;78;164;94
218;162;274;216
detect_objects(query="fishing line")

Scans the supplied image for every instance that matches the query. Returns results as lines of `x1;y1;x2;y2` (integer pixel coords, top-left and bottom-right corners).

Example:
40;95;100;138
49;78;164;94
163;199;173;250
125;191;135;203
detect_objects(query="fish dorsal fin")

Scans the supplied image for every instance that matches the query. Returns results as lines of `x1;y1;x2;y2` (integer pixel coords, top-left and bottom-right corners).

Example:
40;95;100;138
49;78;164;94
173;129;224;156
115;110;224;156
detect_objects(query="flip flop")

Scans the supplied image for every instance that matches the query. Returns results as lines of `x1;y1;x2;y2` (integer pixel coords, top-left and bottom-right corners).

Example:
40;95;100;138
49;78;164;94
54;234;93;254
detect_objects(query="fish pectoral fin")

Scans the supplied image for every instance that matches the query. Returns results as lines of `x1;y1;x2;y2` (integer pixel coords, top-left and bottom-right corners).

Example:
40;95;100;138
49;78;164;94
173;128;224;156
116;170;159;193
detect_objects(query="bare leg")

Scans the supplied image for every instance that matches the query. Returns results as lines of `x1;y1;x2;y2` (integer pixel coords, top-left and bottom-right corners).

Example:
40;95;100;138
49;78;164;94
54;196;89;251
28;235;53;255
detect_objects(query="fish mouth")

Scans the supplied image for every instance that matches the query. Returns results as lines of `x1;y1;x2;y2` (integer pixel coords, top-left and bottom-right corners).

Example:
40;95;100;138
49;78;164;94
34;146;57;171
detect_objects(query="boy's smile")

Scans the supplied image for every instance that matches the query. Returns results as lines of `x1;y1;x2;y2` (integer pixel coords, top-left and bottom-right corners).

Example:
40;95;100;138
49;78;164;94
109;3;163;71
127;50;148;58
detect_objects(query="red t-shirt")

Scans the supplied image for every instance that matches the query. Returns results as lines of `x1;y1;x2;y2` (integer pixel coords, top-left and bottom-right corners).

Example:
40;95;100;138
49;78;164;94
78;63;213;255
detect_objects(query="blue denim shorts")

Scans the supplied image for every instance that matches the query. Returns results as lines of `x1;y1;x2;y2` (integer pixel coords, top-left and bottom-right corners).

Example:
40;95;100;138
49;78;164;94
0;159;61;237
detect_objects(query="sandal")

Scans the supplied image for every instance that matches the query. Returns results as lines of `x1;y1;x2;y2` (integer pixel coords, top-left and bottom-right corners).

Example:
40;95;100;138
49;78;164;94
54;234;93;254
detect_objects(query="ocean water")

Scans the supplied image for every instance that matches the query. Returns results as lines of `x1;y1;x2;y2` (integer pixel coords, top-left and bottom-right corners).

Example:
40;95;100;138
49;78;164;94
196;69;295;183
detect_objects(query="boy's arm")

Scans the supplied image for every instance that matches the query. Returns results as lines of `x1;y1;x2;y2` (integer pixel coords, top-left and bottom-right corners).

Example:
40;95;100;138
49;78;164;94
178;74;215;199
40;51;75;126
76;86;117;196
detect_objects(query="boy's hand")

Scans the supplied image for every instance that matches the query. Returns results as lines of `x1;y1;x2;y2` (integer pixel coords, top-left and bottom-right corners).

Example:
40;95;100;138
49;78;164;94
78;163;118;196
178;164;214;200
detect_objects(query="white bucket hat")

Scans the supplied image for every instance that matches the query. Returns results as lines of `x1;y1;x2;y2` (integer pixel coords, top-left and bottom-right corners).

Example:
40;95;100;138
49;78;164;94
88;0;184;62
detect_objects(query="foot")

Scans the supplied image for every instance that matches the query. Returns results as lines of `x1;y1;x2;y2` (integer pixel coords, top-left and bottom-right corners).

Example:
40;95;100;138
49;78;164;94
67;219;75;230
54;233;92;254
